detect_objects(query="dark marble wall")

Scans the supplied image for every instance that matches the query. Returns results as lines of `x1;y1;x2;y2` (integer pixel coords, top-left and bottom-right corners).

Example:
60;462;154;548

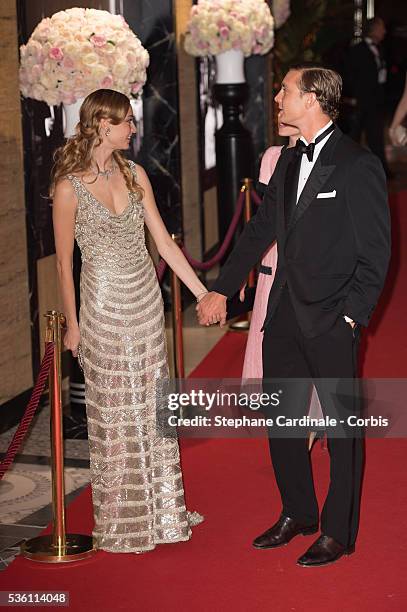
124;0;183;235
244;54;269;179
17;1;67;373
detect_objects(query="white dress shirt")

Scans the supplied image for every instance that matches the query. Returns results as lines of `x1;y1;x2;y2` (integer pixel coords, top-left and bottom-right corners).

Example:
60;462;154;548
364;37;387;84
296;120;333;203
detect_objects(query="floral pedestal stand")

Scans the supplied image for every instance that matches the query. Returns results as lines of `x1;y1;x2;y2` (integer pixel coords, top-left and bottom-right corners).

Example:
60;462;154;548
214;49;253;263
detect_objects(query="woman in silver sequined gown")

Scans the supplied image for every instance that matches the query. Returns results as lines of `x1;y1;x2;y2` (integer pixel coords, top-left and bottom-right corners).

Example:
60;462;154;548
52;90;213;553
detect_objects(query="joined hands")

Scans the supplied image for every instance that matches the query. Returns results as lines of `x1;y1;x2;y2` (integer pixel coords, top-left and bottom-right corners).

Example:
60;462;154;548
196;291;227;327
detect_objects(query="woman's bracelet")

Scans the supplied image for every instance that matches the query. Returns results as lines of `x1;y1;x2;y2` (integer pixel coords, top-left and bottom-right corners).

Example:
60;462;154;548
196;290;208;303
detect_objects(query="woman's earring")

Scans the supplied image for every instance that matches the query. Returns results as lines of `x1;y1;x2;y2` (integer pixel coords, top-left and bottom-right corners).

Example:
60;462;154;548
105;128;111;136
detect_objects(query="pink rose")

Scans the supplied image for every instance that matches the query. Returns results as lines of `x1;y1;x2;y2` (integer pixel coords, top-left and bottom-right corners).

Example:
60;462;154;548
126;52;138;67
49;47;63;61
101;75;114;88
31;64;42;79
90;34;107;47
131;82;142;94
220;26;229;39
19;71;29;86
62;56;74;69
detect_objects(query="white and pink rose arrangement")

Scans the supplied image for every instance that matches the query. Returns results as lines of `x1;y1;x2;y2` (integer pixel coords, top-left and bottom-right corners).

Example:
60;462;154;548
184;0;274;58
19;7;149;106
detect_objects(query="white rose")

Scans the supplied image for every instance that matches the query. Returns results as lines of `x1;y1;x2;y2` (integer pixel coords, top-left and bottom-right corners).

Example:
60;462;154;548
101;42;116;55
65;7;85;19
81;53;99;66
91;64;109;80
44;91;60;106
26;40;42;60
40;72;57;89
126;52;139;68
208;24;218;37
113;31;128;44
20;84;30;97
63;42;82;59
51;12;68;24
32;83;46;99
141;49;150;66
113;60;129;78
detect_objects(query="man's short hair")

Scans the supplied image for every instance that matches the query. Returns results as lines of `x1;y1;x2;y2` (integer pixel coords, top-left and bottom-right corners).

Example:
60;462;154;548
290;64;342;122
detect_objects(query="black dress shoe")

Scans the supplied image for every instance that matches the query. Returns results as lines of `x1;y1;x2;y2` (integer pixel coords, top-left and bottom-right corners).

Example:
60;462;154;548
253;515;318;549
297;534;355;567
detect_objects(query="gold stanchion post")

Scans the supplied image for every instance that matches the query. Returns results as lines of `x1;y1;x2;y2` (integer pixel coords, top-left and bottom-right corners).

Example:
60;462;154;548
21;311;96;562
229;178;254;331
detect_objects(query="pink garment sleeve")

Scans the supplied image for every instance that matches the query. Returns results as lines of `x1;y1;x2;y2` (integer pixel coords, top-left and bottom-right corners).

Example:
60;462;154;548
258;146;283;185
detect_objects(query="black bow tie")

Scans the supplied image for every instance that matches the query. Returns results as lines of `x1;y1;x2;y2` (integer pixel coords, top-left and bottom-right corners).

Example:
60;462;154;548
296;140;316;162
295;123;336;162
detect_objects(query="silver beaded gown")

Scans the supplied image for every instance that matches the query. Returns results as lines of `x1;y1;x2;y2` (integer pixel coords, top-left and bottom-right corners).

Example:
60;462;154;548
67;161;202;553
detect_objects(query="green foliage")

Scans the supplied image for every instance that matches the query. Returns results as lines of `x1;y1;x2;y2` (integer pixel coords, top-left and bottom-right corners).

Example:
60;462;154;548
274;0;327;86
273;0;354;85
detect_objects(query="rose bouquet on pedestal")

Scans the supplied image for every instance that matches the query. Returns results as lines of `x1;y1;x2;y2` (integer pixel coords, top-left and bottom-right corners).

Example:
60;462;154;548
184;0;274;85
19;7;149;107
184;0;274;59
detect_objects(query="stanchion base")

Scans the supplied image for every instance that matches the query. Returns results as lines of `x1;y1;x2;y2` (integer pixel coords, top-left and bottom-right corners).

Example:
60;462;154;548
229;319;250;331
20;534;96;563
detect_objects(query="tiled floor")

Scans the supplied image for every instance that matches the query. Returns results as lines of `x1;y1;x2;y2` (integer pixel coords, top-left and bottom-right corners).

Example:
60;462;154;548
0;301;227;569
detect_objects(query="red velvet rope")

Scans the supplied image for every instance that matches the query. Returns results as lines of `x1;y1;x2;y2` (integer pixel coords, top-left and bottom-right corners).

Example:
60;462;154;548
156;258;167;283
181;191;245;270
0;342;54;481
251;188;262;206
154;186;262;279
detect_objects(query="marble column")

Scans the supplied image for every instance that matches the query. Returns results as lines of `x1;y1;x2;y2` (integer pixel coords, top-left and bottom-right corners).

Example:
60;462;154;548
0;0;33;405
173;0;202;259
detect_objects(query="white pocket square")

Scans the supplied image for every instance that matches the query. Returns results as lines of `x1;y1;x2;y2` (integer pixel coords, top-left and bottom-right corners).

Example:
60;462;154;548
316;190;336;199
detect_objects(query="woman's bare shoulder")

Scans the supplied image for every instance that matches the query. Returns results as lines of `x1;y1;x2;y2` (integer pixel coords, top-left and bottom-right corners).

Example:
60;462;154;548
55;177;75;194
132;162;150;184
53;177;78;208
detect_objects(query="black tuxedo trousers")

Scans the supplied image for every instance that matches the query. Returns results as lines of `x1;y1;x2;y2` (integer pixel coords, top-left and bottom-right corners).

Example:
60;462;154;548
262;286;364;547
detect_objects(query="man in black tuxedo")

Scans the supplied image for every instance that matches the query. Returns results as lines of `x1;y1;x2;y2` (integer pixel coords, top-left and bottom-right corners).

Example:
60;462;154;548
197;66;390;567
342;17;390;176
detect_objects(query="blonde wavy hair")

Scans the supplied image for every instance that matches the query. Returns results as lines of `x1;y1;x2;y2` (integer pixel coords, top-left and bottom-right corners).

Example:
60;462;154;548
50;89;143;199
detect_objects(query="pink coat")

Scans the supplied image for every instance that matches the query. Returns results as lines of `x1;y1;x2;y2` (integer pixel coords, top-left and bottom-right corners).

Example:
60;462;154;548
242;147;281;379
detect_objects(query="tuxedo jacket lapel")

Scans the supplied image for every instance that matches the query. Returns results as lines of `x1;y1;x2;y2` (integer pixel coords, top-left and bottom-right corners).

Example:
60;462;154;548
277;147;295;228
286;128;341;235
287;158;336;231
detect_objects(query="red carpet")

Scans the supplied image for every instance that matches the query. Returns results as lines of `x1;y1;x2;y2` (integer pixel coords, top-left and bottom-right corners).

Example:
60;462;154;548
2;192;406;611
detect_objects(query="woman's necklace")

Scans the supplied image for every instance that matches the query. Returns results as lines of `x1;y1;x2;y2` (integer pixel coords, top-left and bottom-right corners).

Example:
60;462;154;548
91;161;117;181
